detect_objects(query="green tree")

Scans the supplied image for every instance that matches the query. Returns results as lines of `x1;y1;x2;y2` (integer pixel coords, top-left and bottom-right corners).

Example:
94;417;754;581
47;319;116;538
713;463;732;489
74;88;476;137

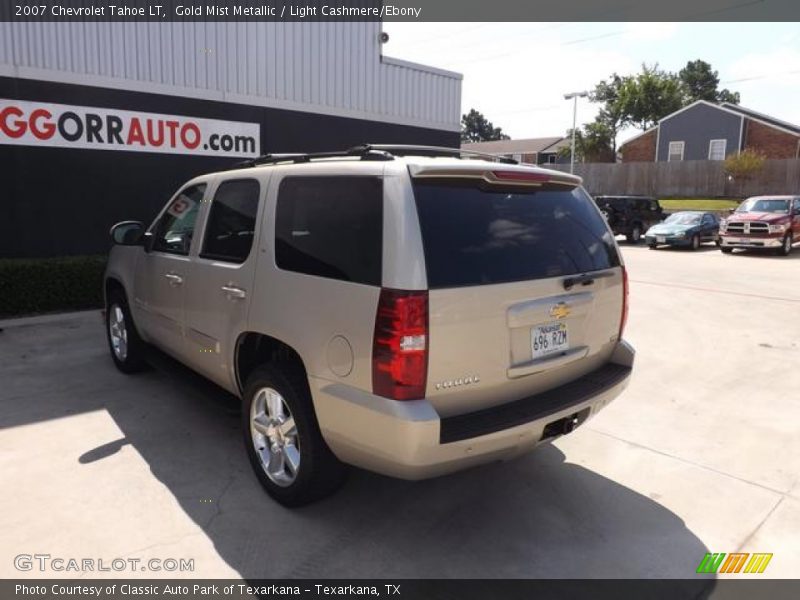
716;88;741;104
724;149;765;196
580;60;742;162
724;149;766;180
559;119;615;163
679;59;741;104
618;64;686;130
460;108;510;143
591;73;628;155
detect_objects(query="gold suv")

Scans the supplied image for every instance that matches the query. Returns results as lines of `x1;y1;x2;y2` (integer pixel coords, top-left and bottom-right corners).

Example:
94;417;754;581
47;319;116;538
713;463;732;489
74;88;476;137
104;145;635;506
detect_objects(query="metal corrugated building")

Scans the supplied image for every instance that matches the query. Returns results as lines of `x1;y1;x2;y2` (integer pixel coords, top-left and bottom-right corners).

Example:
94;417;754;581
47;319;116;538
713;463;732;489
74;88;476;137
0;22;461;131
0;21;462;257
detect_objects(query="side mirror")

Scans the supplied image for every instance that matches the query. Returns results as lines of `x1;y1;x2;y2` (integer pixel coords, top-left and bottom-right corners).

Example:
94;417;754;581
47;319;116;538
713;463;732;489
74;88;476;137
142;231;155;253
110;221;144;246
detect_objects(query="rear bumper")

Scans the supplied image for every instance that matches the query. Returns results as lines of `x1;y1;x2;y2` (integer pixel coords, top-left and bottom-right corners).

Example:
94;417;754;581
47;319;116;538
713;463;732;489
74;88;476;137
312;340;635;480
720;234;783;248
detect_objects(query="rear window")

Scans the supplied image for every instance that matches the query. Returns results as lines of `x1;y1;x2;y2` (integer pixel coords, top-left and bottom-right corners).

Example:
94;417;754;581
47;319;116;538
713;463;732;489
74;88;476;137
275;176;383;286
413;181;620;289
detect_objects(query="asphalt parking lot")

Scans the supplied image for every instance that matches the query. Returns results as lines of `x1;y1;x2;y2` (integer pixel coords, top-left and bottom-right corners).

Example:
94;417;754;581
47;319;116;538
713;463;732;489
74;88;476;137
1;244;799;580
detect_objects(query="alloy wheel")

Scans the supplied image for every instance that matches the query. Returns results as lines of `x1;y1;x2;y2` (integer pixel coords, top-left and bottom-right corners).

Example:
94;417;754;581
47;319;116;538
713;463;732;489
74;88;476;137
250;387;301;487
108;304;128;361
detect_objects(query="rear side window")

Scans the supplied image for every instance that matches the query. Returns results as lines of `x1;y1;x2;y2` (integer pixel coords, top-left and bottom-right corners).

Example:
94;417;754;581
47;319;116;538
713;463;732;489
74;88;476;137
201;179;261;263
275;176;383;285
413;181;621;289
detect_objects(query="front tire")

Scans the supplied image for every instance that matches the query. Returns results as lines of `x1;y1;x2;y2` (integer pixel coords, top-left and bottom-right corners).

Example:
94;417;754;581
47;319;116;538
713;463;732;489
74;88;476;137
243;364;346;506
778;234;793;256
106;290;148;373
690;235;700;251
721;246;733;254
627;224;642;244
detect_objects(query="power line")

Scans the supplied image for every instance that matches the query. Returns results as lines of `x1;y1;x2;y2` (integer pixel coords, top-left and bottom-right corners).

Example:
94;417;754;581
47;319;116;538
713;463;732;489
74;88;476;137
562;31;625;45
722;69;800;84
492;105;562;116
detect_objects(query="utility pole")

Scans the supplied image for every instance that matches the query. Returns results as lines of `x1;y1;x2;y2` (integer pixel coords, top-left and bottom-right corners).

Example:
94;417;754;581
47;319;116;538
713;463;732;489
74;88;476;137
563;91;589;174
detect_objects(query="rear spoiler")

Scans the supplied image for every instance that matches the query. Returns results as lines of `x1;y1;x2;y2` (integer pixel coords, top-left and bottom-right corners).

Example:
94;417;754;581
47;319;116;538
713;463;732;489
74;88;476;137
408;165;582;188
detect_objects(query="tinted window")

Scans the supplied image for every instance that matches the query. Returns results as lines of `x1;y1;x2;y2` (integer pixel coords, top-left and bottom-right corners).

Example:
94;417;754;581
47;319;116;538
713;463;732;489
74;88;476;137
666;213;701;225
737;198;790;214
602;198;625;210
201;179;261;263
275;177;383;285
152;184;206;255
413;181;621;289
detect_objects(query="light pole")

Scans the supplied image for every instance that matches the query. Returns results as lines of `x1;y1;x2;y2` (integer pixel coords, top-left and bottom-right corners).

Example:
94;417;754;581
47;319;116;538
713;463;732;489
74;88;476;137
564;91;589;174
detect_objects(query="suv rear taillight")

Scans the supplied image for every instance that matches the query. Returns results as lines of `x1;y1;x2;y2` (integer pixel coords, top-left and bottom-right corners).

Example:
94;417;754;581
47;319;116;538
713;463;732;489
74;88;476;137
372;289;428;401
619;266;629;340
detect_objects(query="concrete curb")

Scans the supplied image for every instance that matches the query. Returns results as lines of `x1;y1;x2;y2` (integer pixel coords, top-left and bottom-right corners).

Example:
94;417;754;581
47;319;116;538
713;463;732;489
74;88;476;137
0;309;102;330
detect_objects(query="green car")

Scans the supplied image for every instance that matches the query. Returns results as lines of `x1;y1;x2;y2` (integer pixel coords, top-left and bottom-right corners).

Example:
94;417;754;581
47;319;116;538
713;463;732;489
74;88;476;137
645;211;721;250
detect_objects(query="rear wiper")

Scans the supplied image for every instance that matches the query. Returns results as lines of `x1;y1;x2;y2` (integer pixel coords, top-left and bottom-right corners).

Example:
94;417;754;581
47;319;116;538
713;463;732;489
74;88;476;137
563;271;614;290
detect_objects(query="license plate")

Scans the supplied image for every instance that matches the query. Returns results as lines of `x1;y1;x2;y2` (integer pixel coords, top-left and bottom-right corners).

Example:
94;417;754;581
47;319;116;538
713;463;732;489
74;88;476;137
532;322;569;359
656;236;666;243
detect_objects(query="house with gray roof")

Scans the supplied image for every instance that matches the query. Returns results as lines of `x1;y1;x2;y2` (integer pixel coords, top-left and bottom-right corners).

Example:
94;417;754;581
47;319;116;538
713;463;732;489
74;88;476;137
619;100;800;163
461;137;571;165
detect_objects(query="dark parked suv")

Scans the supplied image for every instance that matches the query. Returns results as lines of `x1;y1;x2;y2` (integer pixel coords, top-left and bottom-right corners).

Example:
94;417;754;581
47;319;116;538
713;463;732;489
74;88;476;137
594;196;665;243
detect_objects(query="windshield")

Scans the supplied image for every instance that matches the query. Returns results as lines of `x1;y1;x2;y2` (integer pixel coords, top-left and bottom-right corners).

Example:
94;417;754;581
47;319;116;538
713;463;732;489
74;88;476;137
737;198;790;213
665;213;702;225
413;181;620;289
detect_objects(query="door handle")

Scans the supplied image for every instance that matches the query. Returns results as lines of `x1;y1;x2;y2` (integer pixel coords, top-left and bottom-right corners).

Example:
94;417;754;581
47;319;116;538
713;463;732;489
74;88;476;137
221;285;246;300
164;273;184;285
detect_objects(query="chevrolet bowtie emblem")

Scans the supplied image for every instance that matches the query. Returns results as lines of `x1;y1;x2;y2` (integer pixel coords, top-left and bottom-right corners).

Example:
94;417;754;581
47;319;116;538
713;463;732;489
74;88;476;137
549;303;571;319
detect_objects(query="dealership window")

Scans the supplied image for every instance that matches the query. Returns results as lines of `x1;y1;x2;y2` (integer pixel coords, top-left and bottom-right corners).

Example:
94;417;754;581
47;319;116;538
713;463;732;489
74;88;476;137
201;179;261;263
152;184;206;255
275;176;383;286
667;141;685;162
708;139;727;161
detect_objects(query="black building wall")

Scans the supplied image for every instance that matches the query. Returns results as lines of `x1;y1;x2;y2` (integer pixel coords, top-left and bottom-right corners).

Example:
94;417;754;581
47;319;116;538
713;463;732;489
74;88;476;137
0;77;458;258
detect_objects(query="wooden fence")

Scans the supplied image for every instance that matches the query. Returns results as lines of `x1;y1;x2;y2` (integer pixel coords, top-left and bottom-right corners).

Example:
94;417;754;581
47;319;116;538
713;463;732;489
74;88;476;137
549;159;800;197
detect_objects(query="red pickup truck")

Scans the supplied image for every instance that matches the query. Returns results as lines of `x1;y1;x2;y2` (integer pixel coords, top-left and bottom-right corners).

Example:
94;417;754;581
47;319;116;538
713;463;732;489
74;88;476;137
719;195;800;256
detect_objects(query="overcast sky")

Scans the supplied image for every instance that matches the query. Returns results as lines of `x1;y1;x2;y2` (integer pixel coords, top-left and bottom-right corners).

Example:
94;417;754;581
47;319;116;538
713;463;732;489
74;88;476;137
385;22;800;143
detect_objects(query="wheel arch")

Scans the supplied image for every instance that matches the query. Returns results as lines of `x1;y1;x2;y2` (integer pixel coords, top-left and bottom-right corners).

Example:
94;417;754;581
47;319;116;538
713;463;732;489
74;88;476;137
234;332;310;397
104;276;127;307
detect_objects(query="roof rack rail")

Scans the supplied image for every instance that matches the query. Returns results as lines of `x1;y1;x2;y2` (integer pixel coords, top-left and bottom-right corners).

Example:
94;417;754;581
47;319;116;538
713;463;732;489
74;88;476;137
351;144;519;164
233;147;394;169
233;143;519;169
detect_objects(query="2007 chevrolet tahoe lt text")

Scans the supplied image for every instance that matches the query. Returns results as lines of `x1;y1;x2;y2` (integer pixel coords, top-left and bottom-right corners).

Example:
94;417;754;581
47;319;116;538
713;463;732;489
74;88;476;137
103;145;635;506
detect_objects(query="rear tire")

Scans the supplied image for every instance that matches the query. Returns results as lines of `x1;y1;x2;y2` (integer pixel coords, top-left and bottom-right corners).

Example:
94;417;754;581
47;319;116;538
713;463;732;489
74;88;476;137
242;364;346;507
721;247;733;254
106;289;148;374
